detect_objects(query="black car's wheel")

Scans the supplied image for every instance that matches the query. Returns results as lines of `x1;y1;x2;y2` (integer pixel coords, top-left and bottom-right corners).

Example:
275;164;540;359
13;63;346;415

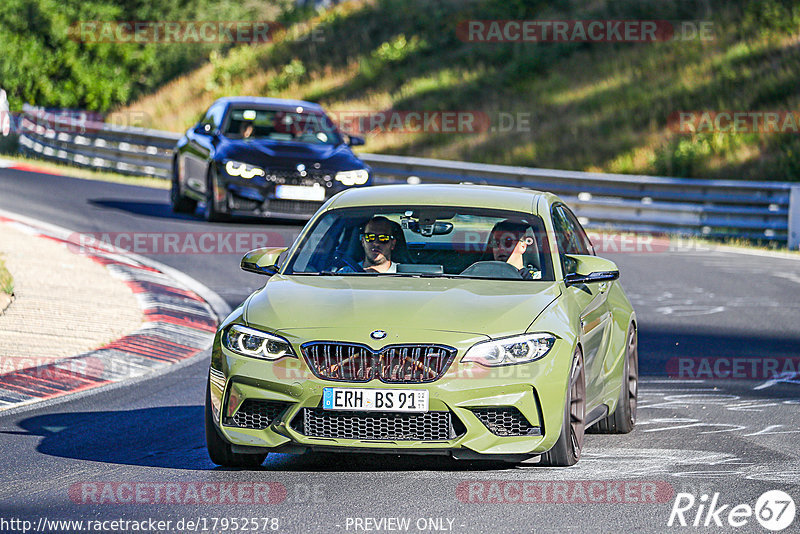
203;167;228;222
170;159;197;214
205;383;268;468
541;347;585;467
590;323;638;434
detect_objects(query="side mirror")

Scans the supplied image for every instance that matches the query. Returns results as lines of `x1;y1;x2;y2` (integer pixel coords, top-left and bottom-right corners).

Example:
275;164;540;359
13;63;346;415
194;123;214;135
241;247;287;276
347;134;365;146
563;254;619;286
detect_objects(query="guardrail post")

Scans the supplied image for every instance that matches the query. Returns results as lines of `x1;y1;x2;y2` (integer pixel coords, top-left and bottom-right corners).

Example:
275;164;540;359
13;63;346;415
790;185;800;250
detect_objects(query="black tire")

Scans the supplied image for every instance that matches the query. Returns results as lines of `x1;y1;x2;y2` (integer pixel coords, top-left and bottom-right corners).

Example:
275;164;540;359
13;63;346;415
205;382;267;468
591;323;638;434
170;160;197;214
541;347;585;467
203;167;228;222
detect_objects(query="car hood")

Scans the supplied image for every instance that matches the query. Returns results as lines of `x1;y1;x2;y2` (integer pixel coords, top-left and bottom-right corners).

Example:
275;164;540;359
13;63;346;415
219;139;362;169
244;275;561;341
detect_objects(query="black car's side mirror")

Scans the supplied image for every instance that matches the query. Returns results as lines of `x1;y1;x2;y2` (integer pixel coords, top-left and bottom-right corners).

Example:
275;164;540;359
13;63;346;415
194;123;215;135
347;134;365;147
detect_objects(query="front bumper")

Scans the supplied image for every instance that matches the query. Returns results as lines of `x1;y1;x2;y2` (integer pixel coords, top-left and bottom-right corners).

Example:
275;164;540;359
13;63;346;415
216;163;367;220
208;336;573;457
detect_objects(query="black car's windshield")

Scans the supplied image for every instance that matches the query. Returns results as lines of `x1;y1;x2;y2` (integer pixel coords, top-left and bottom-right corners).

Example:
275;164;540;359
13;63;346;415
223;106;343;145
284;206;555;281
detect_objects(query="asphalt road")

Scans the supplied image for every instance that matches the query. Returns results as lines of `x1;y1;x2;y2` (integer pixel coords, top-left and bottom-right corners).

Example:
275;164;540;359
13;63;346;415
1;168;799;533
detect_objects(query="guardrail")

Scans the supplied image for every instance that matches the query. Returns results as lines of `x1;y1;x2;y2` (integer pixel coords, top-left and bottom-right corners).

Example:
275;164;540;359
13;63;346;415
18;104;800;248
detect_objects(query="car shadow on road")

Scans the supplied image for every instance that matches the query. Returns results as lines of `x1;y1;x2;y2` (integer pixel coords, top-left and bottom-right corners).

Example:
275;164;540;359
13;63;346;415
89;199;197;221
9;406;524;472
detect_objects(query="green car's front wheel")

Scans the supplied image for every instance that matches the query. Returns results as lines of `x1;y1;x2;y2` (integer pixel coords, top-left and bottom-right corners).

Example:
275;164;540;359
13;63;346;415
205;383;268;468
541;347;585;467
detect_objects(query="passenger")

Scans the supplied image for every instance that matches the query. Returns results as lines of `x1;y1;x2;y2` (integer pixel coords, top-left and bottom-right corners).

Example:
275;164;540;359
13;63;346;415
488;221;542;280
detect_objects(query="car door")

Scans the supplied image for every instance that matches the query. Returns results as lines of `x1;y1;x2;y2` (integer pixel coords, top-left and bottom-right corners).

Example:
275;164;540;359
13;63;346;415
552;204;611;407
182;102;226;197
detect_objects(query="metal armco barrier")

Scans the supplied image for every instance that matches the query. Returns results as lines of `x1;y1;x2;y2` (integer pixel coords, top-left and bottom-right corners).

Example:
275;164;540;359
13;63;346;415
17;104;800;248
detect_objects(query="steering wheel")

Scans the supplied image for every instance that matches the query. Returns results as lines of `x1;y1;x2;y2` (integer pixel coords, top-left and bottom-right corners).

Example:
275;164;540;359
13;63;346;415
331;252;364;272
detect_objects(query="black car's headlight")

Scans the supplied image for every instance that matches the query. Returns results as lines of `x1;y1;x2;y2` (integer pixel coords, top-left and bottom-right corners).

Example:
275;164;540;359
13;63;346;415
461;333;556;366
224;160;266;179
222;325;296;361
334;169;369;186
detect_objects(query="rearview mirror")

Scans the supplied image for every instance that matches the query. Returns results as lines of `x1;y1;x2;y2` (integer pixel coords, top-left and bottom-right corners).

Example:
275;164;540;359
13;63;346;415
403;219;454;236
563;254;619;286
241;247;287;276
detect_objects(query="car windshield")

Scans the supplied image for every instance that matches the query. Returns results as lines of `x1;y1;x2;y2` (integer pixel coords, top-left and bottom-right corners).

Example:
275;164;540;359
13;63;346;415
284;206;555;281
223;106;343;145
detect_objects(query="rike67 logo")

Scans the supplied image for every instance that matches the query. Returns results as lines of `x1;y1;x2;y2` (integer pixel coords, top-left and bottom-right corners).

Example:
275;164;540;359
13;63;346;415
668;490;796;531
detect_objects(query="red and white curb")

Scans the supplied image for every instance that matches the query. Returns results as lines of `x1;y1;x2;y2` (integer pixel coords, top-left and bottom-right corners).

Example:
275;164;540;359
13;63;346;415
0;210;230;411
0;157;61;176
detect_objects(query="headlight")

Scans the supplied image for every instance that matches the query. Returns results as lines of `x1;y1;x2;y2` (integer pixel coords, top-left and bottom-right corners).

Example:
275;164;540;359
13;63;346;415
224;160;265;179
223;325;296;361
334;169;369;186
461;333;556;366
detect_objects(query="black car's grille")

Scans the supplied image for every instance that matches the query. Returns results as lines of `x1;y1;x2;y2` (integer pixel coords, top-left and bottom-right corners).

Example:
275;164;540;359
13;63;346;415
471;407;541;436
225;399;290;430
264;169;332;186
263;198;324;215
291;408;457;441
230;196;261;211
301;343;457;383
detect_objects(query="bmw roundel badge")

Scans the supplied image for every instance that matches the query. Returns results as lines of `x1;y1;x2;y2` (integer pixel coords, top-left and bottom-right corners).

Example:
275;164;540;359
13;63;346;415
370;330;387;340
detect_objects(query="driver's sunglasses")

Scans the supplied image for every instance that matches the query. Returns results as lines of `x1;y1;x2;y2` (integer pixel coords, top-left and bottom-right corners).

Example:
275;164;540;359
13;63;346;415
361;233;394;243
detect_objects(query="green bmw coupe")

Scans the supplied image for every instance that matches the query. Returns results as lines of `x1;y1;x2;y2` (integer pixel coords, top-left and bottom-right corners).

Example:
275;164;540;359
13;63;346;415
206;184;638;467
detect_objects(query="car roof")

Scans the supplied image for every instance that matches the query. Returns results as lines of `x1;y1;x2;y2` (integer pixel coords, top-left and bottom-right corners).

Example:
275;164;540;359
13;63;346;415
212;96;324;112
326;184;560;215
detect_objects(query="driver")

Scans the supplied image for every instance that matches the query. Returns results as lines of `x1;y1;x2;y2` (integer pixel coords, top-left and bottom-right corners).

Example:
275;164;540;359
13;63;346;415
488;221;541;280
360;216;400;273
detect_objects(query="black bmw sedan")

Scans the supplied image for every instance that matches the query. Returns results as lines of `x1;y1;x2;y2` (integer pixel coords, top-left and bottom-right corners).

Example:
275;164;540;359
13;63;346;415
171;96;372;221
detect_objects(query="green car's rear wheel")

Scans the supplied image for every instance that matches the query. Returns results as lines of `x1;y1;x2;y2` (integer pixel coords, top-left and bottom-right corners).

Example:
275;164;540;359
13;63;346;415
205;383;268;468
591;323;638;434
541;347;585;467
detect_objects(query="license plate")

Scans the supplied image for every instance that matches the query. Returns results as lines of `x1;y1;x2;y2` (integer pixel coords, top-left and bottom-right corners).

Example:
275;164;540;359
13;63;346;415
275;184;325;201
322;388;428;413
